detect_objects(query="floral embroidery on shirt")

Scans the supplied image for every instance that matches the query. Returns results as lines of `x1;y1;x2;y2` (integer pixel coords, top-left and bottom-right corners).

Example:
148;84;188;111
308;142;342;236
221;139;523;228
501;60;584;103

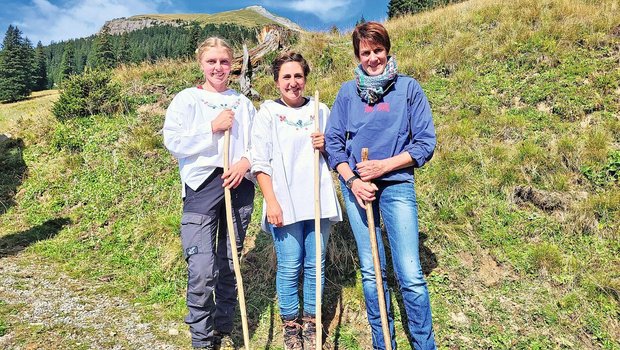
277;114;315;130
202;98;241;111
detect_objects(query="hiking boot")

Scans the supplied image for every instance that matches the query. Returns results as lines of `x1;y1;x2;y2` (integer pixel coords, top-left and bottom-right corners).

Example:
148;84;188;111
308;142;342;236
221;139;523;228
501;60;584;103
302;315;317;350
213;331;235;350
282;317;303;350
218;334;235;350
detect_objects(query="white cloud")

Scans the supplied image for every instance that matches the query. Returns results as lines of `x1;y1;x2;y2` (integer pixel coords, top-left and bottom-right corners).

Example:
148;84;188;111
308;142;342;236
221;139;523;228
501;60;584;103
15;0;168;44
263;0;357;22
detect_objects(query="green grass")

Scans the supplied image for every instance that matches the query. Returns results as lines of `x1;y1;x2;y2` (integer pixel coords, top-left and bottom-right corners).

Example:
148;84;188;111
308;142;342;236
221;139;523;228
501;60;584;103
1;0;619;348
0;90;58;131
0;300;11;336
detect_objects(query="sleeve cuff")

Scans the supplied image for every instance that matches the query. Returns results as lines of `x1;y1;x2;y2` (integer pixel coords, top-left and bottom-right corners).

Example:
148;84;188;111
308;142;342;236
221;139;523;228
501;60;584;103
251;163;272;177
242;151;253;166
328;154;348;170
408;149;427;168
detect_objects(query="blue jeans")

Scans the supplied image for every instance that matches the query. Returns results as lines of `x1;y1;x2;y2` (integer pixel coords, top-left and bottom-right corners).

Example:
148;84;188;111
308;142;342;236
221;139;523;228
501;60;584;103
340;180;436;350
271;219;331;319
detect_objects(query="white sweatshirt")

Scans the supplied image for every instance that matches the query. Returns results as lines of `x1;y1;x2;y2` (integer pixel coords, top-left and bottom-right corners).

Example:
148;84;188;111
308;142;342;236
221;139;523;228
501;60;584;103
163;87;256;197
251;98;342;232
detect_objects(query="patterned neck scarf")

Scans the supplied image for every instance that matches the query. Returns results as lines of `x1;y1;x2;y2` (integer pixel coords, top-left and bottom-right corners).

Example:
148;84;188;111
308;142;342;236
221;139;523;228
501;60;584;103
355;56;398;105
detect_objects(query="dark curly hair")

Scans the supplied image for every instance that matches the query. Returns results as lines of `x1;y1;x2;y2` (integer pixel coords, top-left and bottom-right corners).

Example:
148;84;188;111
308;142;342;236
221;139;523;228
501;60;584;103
271;51;310;81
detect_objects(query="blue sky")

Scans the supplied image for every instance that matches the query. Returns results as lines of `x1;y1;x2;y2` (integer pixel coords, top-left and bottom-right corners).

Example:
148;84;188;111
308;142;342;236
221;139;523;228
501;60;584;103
0;0;389;45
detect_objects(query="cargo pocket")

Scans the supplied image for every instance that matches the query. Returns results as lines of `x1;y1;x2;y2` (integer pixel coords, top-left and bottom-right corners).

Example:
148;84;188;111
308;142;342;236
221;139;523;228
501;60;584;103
180;213;204;260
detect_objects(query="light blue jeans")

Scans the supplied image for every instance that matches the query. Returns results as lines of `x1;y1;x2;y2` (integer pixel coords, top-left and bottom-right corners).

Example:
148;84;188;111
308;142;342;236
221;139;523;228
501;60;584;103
340;180;436;350
271;219;331;319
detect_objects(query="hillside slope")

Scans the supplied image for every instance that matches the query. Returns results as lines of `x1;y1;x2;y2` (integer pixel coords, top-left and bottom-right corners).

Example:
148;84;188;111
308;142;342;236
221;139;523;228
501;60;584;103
1;0;619;349
102;5;303;35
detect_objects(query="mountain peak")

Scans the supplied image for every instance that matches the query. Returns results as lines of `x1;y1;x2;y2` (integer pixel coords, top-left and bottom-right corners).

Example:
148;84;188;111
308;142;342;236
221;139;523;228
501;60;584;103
244;5;303;31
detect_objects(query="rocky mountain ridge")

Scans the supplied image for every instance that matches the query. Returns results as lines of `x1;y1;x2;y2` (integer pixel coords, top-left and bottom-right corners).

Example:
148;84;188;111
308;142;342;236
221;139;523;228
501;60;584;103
100;5;303;35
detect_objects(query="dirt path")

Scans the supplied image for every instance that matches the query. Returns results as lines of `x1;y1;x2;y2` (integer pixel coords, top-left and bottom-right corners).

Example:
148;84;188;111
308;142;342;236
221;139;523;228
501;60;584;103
0;254;186;350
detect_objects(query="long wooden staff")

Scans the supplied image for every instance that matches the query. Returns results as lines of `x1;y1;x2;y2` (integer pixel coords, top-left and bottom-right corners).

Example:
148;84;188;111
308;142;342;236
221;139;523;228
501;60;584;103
313;90;323;349
223;126;251;350
361;148;392;350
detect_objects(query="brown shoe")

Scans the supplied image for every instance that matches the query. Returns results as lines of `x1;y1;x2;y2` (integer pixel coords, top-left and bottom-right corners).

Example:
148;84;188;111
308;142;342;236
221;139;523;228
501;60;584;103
282;318;303;350
213;331;235;350
302;315;317;350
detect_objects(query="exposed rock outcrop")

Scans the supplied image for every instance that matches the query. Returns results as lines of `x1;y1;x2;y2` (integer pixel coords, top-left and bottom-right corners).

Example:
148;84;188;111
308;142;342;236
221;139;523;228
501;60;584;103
101;17;186;35
99;6;302;36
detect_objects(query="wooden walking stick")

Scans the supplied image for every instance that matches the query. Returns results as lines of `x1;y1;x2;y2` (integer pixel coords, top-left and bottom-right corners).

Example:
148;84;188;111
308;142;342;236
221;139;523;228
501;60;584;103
223;125;251;350
313;90;323;349
361;148;392;350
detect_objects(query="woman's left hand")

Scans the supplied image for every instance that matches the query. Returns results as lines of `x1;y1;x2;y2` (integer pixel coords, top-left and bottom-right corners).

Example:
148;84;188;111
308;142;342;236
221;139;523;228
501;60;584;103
222;157;250;189
311;132;325;152
356;159;389;181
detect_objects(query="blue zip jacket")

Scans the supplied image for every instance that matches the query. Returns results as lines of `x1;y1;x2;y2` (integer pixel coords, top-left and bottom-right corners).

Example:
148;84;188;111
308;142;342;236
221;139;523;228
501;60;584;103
325;75;436;183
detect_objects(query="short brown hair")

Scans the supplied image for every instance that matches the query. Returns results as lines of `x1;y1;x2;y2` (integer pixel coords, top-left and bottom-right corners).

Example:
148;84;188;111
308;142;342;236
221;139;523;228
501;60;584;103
271;51;310;81
352;22;391;59
195;37;233;62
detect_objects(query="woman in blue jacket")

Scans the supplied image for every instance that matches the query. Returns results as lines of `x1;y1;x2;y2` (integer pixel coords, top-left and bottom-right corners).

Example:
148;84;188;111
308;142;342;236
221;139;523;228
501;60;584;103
325;22;437;350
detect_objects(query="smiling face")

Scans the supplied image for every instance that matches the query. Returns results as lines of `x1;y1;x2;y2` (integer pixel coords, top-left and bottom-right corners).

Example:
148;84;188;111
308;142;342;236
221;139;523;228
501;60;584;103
358;40;388;76
199;46;232;92
276;61;306;107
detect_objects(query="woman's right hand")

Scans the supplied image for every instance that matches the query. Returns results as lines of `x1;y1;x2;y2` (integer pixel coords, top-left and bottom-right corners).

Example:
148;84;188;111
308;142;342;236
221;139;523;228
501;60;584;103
211;109;235;132
351;179;378;208
266;199;284;227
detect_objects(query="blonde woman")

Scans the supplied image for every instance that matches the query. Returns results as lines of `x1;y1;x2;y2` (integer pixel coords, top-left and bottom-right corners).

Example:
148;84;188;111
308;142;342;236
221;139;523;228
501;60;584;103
163;37;255;350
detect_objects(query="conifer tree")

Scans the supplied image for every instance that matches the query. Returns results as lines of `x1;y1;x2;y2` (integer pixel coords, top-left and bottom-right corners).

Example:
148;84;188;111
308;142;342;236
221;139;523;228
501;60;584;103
187;24;202;58
116;33;130;65
33;41;48;91
93;27;115;69
356;15;367;26
58;42;76;83
0;25;35;102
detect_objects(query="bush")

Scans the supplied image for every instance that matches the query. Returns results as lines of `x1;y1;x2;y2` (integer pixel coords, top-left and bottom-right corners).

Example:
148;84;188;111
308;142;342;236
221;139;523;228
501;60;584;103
52;69;127;121
51;121;84;152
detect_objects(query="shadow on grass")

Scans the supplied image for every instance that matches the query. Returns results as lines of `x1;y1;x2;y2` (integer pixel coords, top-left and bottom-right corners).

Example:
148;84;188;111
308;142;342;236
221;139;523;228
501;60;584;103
324;219;360;350
0;136;27;216
241;229;278;348
0;218;71;257
0;90;58;104
326;224;439;349
237;207;438;348
239;219;360;349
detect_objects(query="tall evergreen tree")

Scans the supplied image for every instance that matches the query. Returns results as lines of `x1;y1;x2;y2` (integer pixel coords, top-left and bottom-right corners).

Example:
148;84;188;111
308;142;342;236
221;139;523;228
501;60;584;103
0;25;35;102
187;24;202;58
58;42;76;83
116;33;130;65
92;27;115;69
356;15;367;26
33;41;48;91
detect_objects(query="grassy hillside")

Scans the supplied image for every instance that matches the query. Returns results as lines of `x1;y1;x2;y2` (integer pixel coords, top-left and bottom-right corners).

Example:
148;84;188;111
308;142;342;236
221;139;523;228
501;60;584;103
1;0;619;349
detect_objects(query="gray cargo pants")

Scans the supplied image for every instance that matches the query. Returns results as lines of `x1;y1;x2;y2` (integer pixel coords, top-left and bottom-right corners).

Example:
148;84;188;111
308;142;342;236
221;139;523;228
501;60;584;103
180;168;254;348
